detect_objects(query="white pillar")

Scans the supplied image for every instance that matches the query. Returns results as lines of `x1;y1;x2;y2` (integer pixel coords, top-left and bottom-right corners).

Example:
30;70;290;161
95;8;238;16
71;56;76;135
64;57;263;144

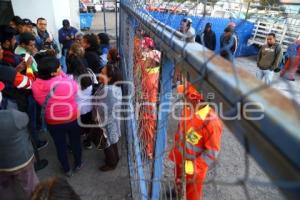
11;0;79;44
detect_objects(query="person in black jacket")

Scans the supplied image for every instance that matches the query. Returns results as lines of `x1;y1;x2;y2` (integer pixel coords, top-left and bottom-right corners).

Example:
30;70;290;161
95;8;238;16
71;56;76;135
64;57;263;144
81;33;101;74
220;26;237;62
195;23;216;51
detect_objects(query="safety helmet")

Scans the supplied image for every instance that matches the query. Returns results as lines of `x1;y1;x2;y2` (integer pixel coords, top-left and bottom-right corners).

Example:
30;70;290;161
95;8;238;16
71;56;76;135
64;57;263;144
177;83;204;101
183;17;192;24
142;37;154;49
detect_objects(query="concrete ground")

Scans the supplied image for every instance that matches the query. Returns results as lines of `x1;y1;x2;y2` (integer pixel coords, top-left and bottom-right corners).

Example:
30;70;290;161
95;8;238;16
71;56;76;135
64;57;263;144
37;129;131;200
235;56;300;104
88;12;118;39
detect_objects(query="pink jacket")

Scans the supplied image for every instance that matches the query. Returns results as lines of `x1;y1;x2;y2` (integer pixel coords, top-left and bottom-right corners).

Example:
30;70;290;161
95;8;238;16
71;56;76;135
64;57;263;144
32;72;79;125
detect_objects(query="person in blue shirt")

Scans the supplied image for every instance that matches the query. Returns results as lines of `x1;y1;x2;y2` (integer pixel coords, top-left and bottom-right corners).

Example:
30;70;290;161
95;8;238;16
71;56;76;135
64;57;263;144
58;19;78;56
220;26;237;62
58;20;78;72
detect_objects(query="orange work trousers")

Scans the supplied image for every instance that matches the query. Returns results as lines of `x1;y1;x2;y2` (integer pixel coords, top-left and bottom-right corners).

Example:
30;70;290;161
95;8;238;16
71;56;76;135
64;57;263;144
174;163;207;200
280;56;300;80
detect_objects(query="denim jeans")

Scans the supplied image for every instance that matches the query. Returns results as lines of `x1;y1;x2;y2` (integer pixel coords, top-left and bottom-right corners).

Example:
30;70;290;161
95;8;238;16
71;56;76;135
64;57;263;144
47;120;82;172
59;49;68;73
27;95;43;145
256;69;274;85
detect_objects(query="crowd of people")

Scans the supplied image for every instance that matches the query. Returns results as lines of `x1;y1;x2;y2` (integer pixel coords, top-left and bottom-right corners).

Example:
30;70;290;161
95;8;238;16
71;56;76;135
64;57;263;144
0;13;299;200
179;17;299;85
0;15;122;199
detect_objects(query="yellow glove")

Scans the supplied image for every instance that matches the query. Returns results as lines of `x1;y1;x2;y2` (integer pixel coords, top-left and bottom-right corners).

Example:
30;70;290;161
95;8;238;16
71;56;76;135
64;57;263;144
185;160;194;175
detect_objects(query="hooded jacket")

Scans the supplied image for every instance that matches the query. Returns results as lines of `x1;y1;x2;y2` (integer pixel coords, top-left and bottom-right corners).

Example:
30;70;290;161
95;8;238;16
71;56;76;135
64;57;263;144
32;72;79;124
0;109;34;171
196;23;216;51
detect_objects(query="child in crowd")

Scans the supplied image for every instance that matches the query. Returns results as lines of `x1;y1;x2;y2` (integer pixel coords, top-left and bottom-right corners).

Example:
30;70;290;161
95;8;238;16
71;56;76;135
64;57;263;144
93;63;122;171
67;54;97;149
32;56;82;177
107;48;120;65
97;32;110;68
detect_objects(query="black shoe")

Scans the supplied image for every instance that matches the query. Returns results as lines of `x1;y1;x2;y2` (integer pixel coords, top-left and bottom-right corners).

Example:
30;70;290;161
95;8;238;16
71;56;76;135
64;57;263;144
83;139;93;150
37;140;48;151
99;165;116;172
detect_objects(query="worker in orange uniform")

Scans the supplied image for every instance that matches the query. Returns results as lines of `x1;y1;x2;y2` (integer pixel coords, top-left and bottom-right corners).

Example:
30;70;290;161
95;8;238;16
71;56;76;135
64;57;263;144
140;37;161;159
169;83;223;199
280;40;300;81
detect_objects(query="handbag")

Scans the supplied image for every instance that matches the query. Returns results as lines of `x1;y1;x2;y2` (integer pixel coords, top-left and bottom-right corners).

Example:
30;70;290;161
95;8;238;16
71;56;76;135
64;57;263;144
89;108;109;150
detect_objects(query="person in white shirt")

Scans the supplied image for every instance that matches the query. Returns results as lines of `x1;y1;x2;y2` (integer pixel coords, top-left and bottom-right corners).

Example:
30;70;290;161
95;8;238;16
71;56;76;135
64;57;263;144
179;17;195;43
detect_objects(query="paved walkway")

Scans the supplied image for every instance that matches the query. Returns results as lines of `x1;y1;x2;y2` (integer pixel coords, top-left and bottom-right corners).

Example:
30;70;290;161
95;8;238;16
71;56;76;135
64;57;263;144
235;56;300;104
37;131;131;200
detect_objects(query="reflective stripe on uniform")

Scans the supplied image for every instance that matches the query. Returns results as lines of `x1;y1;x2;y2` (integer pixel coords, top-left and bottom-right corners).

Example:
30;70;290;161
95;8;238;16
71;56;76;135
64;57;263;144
175;142;219;164
145;66;160;74
175;143;197;160
205;149;219;159
17;76;29;88
185;142;205;153
201;153;215;166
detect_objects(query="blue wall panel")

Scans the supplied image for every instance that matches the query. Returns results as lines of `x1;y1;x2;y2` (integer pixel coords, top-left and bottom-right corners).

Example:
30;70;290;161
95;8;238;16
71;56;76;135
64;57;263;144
148;11;258;57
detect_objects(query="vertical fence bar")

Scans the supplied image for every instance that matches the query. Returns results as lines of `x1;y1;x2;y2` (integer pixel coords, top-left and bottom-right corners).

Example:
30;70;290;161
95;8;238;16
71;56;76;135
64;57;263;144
116;0;119;49
103;1;107;33
151;54;175;199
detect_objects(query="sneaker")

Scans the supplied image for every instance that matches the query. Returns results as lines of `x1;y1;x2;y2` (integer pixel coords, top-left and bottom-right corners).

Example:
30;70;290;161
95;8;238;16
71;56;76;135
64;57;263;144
73;162;83;173
37;140;48;151
83;139;92;150
65;170;73;178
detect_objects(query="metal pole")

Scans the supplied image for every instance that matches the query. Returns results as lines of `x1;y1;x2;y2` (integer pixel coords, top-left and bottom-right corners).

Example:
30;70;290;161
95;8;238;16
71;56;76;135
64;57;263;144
103;1;107;33
245;1;251;20
151;54;175;199
116;0;119;49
